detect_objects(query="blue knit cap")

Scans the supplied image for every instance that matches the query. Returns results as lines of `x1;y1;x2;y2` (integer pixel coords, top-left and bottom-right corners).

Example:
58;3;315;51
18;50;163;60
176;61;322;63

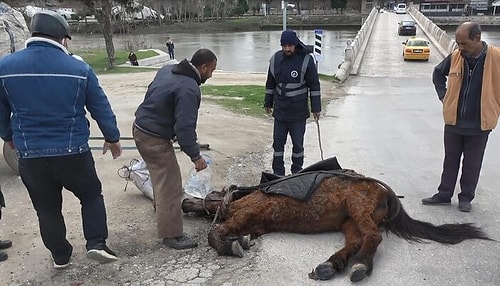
280;30;299;46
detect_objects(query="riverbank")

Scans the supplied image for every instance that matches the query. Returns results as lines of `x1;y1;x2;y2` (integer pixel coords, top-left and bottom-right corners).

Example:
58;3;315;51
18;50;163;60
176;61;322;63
429;15;500;27
69;12;500;37
70;13;364;35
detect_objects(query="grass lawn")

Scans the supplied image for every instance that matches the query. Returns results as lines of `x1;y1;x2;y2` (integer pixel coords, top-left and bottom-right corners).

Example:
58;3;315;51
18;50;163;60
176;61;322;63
201;85;266;118
201;82;334;118
77;50;158;74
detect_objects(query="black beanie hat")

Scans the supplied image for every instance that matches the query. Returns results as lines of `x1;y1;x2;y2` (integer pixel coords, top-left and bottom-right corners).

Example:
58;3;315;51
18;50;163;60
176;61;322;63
280;30;299;46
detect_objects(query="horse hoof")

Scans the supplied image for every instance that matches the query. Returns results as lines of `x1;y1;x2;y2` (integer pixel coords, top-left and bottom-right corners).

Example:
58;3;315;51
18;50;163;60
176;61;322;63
349;263;368;282
231;241;244;258
308;262;335;280
239;235;251;250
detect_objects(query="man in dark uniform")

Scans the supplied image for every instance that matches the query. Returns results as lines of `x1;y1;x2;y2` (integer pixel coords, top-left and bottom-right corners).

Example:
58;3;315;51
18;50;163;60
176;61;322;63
264;30;321;176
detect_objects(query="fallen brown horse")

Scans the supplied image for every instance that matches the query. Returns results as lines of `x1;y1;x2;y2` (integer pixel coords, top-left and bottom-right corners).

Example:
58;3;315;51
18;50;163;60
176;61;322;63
182;158;493;282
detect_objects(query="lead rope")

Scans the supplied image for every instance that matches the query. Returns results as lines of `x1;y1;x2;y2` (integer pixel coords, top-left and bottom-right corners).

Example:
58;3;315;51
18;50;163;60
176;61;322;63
315;119;324;160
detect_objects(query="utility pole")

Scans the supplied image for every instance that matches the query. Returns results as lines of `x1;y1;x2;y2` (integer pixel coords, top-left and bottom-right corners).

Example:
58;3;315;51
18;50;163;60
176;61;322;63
282;0;287;30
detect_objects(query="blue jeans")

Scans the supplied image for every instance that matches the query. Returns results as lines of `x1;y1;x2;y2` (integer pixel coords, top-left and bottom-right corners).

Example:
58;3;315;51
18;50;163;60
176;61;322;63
272;119;306;175
18;151;109;259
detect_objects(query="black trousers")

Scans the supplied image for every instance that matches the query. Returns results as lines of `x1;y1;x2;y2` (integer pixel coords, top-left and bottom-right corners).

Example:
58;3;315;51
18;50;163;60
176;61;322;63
272;119;306;175
18;151;109;259
437;129;490;203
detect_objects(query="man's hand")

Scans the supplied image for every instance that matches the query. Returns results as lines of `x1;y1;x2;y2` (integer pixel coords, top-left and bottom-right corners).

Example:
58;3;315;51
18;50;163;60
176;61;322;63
103;141;122;159
265;107;272;114
313;112;321;121
194;156;208;172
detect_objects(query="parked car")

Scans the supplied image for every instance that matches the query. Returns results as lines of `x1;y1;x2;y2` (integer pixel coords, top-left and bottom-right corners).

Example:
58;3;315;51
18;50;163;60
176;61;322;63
398;20;416;36
395;3;407;14
402;37;430;61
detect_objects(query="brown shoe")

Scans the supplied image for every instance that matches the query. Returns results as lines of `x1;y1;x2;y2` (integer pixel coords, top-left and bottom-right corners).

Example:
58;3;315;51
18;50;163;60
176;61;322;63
163;234;198;250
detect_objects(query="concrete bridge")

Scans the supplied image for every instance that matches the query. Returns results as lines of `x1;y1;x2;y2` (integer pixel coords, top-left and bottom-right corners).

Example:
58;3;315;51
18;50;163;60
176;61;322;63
335;6;459;82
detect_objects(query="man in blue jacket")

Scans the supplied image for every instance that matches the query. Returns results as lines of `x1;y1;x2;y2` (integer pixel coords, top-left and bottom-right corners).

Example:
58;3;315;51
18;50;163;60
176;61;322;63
0;10;122;268
133;48;217;249
264;30;322;175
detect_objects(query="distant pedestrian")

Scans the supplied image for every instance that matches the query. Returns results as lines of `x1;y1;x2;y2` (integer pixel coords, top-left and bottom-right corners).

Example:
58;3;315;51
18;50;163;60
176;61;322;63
128;51;139;66
133;48;217;249
264;29;321;176
422;22;500;212
0;187;12;262
0;10;122;268
165;37;175;59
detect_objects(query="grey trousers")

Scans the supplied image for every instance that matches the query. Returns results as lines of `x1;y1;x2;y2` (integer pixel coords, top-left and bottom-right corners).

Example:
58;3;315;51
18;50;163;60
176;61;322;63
133;127;183;239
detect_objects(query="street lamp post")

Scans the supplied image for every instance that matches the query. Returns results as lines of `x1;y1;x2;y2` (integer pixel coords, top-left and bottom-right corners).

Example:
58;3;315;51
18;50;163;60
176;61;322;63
282;0;287;30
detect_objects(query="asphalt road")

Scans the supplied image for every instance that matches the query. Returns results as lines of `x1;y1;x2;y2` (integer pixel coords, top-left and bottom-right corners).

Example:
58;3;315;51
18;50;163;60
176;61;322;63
213;11;500;286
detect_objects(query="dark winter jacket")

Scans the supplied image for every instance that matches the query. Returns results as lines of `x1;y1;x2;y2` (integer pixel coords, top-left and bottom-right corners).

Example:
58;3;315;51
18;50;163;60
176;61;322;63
264;43;321;122
134;59;202;161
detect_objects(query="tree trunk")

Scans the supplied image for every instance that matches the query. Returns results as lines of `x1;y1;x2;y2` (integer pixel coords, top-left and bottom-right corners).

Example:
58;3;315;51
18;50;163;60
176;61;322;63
100;0;115;68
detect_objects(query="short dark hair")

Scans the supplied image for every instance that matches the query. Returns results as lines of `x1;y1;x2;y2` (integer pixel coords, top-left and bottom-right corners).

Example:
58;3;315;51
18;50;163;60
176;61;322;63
191;48;217;67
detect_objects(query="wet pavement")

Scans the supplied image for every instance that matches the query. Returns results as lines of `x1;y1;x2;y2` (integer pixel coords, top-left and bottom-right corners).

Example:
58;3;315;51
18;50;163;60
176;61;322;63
233;11;500;286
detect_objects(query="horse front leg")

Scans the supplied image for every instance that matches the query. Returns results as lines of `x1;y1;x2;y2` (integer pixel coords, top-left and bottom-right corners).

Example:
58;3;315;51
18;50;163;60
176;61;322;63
309;219;362;281
208;224;245;257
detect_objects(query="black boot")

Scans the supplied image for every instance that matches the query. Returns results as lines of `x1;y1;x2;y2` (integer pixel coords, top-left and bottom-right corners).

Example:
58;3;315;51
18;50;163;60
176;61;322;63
0;251;7;261
0;240;12;249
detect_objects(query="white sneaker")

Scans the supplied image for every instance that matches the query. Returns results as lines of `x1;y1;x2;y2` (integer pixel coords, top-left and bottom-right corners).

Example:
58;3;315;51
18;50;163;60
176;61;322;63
86;245;117;264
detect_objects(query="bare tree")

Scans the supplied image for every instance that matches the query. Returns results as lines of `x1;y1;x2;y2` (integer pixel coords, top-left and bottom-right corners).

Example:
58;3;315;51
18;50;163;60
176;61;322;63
100;0;115;68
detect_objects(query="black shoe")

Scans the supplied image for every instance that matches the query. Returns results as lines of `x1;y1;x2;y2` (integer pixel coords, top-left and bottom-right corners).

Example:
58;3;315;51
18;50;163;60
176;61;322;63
0;240;12;249
163;234;198;250
0;251;7;262
422;194;451;205
458;201;472;212
87;245;118;264
52;244;73;269
52;255;71;269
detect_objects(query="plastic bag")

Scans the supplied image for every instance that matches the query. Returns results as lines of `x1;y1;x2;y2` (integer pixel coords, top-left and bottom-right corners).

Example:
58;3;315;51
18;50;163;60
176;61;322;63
118;159;154;201
184;154;213;199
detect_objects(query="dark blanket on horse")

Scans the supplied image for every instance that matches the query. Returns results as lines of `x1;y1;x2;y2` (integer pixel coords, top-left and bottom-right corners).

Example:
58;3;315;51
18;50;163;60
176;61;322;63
255;157;351;201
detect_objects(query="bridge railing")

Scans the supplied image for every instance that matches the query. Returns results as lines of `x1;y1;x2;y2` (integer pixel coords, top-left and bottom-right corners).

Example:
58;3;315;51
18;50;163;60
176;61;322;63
409;6;457;57
335;7;379;82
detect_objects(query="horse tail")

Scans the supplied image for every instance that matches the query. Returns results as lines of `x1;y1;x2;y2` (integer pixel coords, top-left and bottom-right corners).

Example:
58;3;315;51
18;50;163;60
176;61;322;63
383;192;493;244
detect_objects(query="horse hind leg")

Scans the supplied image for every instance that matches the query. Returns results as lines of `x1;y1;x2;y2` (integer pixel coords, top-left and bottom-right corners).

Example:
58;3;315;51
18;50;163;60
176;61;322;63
345;189;386;282
309;219;363;281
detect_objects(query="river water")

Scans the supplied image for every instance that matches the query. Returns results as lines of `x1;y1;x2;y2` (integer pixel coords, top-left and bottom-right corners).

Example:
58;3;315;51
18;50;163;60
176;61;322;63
69;28;500;75
70;29;359;75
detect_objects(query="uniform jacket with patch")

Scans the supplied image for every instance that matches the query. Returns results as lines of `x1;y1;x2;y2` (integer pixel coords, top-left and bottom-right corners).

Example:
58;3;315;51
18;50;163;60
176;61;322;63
264;44;321;122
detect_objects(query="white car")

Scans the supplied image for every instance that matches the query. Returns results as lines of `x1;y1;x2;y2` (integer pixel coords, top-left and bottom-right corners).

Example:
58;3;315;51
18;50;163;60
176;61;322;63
395;3;407;14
